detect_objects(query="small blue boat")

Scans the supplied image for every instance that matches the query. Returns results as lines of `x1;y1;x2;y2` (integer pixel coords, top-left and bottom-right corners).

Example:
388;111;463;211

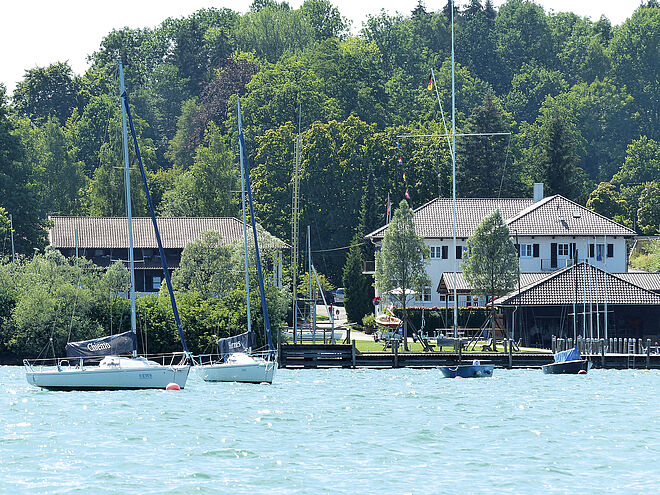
439;360;494;378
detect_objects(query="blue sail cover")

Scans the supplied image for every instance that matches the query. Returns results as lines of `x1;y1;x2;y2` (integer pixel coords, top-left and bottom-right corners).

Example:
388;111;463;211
554;346;582;363
218;331;256;359
66;331;137;359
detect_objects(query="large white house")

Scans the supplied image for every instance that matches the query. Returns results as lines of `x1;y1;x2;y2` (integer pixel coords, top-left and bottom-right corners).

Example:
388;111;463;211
365;186;636;308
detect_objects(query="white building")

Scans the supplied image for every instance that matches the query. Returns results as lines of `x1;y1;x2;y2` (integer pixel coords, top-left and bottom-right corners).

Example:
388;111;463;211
365;187;636;308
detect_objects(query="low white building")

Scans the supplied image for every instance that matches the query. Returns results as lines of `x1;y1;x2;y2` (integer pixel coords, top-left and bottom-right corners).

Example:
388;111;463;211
365;187;636;308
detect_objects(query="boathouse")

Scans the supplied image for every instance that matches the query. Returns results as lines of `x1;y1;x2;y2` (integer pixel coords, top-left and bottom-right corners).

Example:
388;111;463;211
493;262;660;347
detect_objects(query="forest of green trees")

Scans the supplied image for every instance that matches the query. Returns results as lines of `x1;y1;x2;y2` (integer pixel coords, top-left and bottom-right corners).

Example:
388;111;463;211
1;0;659;285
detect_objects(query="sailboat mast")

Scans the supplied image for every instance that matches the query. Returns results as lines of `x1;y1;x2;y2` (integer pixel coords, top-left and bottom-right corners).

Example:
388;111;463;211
451;0;458;338
237;97;275;351
238;104;252;334
292;106;301;344
119;59;137;356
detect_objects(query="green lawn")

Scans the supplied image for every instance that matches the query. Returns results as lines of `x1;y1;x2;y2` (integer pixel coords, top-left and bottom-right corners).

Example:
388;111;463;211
352;339;548;353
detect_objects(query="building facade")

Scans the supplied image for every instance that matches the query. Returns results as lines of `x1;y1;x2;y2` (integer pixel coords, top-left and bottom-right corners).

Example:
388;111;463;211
365;190;636;309
49;216;287;293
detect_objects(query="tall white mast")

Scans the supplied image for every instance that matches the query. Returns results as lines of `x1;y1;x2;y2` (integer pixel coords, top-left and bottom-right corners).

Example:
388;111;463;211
238;100;251;334
451;0;458;338
119;59;137;357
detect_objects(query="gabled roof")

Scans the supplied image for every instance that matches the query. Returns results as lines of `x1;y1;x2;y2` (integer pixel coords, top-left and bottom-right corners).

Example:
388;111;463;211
49;216;289;250
365;195;635;241
506;195;636;236
613;272;660;293
437;272;550;294
366;198;533;240
494;262;660;306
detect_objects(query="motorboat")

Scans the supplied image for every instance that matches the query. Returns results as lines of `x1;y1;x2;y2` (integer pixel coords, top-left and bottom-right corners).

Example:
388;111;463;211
439;360;494;378
542;347;592;374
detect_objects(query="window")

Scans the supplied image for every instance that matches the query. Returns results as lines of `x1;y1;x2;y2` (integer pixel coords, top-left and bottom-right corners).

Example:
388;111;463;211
422;286;431;302
430;246;440;259
152;276;161;290
519;243;540;257
589;243;605;260
557;244;570;256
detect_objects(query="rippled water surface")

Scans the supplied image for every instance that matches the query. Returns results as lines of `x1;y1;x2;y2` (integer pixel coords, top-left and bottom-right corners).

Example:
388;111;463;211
2;366;659;494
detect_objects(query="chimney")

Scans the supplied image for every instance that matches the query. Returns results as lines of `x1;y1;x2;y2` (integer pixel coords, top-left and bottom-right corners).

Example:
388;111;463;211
533;182;544;203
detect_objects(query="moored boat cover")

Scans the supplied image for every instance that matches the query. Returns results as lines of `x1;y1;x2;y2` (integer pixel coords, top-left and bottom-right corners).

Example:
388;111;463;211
554;346;582;363
218;331;256;359
66;331;137;359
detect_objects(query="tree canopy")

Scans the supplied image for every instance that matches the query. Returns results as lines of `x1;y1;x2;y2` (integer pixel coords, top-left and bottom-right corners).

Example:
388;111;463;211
0;0;658;272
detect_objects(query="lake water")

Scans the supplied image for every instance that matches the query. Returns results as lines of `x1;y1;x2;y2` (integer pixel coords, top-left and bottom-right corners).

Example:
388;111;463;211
2;366;659;494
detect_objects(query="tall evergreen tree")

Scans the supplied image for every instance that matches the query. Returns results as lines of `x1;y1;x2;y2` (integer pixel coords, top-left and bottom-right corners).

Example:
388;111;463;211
342;234;372;324
456;95;520;197
521;97;587;200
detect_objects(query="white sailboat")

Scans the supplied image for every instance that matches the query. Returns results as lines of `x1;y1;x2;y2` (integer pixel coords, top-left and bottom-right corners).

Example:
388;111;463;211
195;96;278;384
24;60;191;390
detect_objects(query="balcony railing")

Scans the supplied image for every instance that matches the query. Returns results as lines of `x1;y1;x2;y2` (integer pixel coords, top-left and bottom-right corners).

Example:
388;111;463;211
540;258;575;271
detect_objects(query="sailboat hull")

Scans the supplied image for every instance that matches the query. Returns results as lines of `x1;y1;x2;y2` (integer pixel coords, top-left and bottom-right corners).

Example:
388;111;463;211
197;356;277;384
25;362;190;390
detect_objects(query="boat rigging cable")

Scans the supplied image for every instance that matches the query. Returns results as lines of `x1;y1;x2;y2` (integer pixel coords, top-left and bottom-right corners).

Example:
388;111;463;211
122;88;190;355
238;97;275;351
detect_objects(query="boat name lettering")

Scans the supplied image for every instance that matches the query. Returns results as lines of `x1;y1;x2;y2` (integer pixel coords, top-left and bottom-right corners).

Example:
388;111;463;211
138;373;152;379
229;342;242;349
87;342;111;352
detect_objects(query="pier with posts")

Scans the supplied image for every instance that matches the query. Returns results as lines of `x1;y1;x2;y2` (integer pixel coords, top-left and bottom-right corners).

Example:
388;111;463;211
278;337;660;370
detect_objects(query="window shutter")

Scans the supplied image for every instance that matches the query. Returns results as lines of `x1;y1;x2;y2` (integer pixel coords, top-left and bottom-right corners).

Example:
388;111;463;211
533;244;540;258
515;244;520;256
442;245;448;259
589;244;595;258
607;243;614;258
456;245;462;259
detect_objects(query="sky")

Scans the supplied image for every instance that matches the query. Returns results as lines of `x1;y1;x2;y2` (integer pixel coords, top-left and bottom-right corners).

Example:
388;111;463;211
0;0;643;95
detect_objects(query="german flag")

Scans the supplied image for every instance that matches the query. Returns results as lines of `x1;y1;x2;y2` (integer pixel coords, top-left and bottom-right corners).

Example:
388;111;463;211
427;74;433;91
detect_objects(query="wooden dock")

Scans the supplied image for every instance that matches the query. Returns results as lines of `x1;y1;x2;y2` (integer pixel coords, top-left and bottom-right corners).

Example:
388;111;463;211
278;343;660;370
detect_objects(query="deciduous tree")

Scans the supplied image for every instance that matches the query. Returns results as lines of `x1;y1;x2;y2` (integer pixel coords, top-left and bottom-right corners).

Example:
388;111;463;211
462;209;518;342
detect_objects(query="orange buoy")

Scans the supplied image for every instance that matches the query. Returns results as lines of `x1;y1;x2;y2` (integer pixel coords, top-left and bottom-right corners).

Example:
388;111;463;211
165;382;181;390
578;370;587;375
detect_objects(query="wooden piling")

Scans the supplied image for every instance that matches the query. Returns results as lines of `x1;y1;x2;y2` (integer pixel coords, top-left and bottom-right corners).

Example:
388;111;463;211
393;340;398;368
351;339;356;369
508;339;513;369
647;339;651;369
601;338;606;369
277;328;282;365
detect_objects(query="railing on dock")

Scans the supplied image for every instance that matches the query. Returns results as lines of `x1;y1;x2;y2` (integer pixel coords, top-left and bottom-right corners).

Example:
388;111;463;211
551;335;660;369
